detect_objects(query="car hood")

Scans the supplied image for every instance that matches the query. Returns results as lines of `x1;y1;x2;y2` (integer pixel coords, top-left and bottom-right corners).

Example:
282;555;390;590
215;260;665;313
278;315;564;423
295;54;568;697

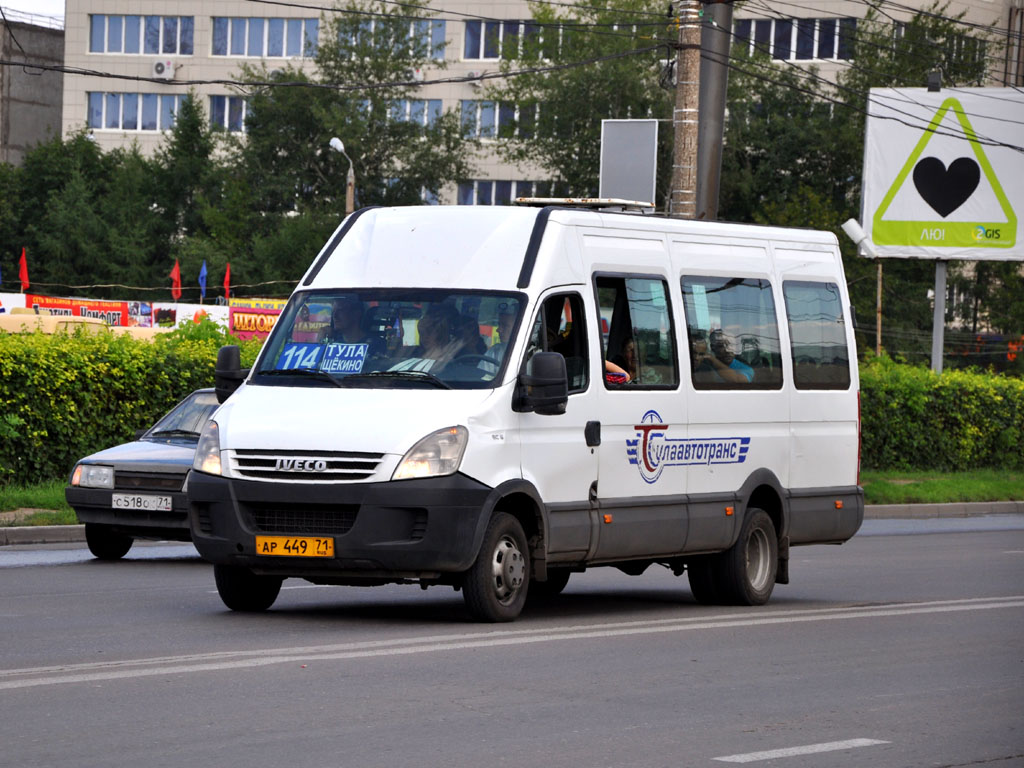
77;439;197;473
215;384;498;455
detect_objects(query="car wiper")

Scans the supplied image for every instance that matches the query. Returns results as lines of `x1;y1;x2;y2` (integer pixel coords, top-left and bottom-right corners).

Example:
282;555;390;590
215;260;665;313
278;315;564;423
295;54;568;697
259;368;346;388
340;371;453;389
148;429;201;438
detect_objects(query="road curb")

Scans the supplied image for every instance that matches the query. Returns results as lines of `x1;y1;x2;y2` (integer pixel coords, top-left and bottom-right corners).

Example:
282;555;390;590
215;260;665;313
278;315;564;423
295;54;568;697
3;501;1024;546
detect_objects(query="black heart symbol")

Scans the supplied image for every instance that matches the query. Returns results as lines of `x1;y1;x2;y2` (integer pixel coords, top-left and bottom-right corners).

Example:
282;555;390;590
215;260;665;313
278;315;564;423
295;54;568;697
912;157;980;218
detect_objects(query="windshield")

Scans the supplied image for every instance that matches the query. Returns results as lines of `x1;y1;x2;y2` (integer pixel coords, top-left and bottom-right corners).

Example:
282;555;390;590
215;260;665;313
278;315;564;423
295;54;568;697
253;290;526;389
144;390;219;440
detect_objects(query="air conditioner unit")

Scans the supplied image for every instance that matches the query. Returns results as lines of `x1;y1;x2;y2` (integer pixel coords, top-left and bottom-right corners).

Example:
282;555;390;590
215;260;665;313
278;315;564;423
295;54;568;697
466;71;483;88
152;60;175;80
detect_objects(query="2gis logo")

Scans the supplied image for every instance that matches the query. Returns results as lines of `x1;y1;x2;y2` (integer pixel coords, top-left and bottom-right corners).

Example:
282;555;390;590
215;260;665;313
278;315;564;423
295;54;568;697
973;225;1001;241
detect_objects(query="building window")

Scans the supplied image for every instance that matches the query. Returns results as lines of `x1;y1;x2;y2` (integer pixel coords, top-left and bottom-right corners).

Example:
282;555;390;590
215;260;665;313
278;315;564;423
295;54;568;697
733;17;856;61
212;17;319;57
389;99;443;126
210;95;249;132
457;180;537;205
345;18;446;61
464;20;525;60
460;100;497;138
89;15;194;55
88;92;183;131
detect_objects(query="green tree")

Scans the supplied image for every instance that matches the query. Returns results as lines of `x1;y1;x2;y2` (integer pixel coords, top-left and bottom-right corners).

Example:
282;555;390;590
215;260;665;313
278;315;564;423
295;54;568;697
486;0;672;201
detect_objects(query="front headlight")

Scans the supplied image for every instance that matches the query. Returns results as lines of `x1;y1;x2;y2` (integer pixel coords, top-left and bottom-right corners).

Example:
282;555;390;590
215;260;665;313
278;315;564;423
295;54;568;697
71;464;114;489
392;426;468;481
193;420;223;476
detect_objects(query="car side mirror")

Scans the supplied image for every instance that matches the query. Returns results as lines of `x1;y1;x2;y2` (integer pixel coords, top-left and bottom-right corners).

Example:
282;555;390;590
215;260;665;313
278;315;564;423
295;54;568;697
215;345;249;404
517;351;568;415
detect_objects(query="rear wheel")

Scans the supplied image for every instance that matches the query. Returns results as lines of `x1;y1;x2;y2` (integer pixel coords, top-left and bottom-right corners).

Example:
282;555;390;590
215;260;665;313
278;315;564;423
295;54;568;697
214;564;283;612
84;523;133;560
717;508;778;606
463;512;530;622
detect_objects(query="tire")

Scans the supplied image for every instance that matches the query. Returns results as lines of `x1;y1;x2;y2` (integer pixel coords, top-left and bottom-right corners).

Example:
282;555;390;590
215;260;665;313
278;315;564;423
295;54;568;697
530;567;571;600
214;564;283;612
716;508;778;606
84;523;133;560
687;556;722;605
463;512;530;622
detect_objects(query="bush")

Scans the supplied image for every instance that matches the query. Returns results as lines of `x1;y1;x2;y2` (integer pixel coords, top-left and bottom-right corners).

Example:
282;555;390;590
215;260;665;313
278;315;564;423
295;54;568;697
0;320;261;486
860;356;1024;471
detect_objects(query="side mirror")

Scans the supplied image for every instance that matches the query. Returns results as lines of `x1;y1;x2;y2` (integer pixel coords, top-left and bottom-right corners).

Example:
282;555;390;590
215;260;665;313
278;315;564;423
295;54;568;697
517;351;568;415
215;345;249;404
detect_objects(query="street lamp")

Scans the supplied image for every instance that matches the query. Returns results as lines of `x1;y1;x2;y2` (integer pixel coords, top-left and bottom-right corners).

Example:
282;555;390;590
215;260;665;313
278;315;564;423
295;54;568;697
329;137;355;215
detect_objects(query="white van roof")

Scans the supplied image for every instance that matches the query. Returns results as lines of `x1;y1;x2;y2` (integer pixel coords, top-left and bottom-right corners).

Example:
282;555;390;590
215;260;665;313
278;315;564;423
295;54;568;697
299;205;841;294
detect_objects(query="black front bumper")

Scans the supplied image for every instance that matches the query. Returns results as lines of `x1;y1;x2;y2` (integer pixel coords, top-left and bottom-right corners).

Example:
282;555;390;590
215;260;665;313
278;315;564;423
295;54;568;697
187;471;494;578
65;486;191;541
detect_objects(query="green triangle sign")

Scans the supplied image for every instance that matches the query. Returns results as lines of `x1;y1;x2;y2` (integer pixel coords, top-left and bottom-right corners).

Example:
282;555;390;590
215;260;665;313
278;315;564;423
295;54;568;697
872;97;1016;249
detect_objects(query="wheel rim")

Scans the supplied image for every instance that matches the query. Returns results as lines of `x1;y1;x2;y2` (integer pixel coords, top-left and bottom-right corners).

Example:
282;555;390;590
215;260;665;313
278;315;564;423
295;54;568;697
745;526;772;592
490;534;526;605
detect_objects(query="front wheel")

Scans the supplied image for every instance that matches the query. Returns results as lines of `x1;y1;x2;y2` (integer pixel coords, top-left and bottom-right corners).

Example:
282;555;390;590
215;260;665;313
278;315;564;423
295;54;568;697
717;508;778;606
463;512;530;622
85;523;133;560
214;564;283;612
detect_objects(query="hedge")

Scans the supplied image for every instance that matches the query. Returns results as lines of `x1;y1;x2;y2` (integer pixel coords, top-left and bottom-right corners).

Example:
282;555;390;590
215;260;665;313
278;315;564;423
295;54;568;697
2;328;1022;484
859;356;1024;471
0;321;261;486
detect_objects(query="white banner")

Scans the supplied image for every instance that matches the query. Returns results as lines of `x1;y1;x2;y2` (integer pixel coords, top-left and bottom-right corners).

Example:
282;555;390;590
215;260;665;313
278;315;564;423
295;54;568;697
862;87;1024;261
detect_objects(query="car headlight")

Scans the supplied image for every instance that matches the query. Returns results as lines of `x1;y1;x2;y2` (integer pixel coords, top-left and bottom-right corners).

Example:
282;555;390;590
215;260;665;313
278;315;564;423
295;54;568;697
71;464;114;489
392;426;468;481
193;420;223;476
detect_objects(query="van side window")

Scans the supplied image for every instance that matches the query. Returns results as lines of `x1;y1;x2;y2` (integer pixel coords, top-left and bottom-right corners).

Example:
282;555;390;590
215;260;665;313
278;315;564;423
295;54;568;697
783;281;851;390
682;276;783;390
523;293;589;392
594;275;678;389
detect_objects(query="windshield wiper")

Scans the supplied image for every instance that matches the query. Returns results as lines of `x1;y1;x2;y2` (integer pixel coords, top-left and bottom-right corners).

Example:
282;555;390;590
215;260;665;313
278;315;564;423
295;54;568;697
259;368;346;389
340;371;453;389
148;429;201;438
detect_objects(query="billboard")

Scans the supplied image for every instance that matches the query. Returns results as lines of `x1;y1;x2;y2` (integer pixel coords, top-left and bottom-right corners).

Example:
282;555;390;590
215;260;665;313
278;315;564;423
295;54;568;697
862;88;1023;261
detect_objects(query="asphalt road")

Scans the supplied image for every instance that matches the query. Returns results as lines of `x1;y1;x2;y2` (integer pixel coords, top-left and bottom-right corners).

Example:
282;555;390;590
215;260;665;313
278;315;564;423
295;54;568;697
1;521;1022;768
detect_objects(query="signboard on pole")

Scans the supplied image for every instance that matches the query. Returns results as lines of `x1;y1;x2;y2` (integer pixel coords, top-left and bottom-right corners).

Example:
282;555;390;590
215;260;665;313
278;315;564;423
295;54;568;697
599;119;658;204
862;87;1023;261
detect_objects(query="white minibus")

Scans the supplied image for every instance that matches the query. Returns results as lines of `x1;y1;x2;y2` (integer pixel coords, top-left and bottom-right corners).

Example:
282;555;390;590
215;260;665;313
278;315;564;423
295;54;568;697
188;204;862;621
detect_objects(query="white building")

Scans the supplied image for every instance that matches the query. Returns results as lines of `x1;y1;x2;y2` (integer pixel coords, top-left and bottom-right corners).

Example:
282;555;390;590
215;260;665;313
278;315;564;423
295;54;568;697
58;0;1022;203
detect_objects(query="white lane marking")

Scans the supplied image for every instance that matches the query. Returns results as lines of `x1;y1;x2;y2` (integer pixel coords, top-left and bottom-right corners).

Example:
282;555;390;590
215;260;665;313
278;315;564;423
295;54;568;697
713;738;890;763
1;596;1021;691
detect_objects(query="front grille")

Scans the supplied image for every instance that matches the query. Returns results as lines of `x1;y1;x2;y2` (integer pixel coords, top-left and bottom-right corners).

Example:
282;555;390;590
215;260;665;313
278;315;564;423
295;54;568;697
115;471;184;492
229;449;384;482
248;503;359;535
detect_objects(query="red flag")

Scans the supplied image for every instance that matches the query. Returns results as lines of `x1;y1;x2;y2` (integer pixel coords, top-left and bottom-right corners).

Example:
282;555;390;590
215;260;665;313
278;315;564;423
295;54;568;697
223;262;231;298
18;247;29;292
170;260;182;300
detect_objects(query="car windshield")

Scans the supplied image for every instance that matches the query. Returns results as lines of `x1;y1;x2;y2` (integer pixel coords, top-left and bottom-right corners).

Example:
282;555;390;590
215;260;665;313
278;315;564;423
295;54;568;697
253;290;525;389
145;391;220;440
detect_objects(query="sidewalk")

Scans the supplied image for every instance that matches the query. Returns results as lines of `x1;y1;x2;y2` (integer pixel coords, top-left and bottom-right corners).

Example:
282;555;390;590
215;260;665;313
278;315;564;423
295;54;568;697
3;501;1023;547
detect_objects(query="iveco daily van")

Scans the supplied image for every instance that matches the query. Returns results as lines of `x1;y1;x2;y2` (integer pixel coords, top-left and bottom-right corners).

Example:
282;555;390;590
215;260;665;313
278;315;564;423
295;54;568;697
188;204;863;622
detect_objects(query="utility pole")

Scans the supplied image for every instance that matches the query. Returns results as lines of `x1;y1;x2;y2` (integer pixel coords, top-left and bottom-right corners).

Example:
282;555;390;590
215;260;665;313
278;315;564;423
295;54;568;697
670;0;702;219
696;0;732;221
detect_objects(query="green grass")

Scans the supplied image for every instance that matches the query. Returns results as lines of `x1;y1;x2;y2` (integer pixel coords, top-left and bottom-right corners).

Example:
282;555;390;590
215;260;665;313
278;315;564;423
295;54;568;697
1;471;1022;527
861;469;1024;505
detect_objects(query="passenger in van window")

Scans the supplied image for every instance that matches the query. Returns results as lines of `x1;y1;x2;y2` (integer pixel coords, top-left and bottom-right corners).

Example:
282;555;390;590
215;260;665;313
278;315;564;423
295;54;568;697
611;337;638;382
693;329;754;384
482;303;517;371
604;359;631;384
457;315;487;356
391;310;462;372
323;296;385;357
